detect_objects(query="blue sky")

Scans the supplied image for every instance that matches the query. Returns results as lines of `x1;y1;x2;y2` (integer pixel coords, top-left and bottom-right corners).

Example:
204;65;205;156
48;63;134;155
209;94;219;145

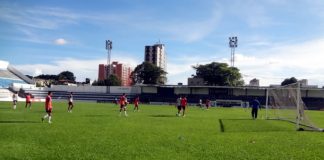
1;0;324;86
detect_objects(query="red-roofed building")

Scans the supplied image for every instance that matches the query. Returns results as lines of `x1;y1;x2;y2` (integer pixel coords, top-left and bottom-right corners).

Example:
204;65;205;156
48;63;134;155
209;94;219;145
97;61;132;86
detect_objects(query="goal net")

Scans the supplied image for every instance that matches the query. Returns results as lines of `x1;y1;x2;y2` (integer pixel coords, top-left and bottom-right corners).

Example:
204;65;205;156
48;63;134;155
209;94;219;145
266;82;323;131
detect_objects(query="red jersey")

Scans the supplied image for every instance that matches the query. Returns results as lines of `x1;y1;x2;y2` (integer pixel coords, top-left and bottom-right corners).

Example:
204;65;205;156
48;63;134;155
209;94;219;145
26;95;31;102
206;99;210;105
45;95;52;110
180;98;187;106
119;95;126;105
134;97;139;105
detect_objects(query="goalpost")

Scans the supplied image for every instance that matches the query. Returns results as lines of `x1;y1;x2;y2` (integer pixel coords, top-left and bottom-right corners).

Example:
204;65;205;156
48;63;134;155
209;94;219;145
265;82;323;131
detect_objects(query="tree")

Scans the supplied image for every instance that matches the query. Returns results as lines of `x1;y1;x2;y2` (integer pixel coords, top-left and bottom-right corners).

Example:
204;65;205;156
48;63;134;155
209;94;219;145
131;62;167;85
35;74;58;80
58;71;76;82
281;77;298;86
192;62;244;86
92;75;121;86
105;75;121;86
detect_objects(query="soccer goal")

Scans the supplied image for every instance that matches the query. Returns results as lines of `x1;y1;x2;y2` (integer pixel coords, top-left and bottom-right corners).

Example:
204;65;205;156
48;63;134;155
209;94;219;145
266;82;323;131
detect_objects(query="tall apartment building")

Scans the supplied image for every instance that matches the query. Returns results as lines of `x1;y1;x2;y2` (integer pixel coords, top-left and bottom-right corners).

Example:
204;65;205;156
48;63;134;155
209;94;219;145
144;43;167;72
97;61;132;86
110;61;132;86
98;64;107;81
144;43;167;84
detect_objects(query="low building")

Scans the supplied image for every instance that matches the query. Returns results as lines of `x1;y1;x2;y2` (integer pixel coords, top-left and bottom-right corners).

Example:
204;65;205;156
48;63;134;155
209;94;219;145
249;78;260;87
188;78;204;86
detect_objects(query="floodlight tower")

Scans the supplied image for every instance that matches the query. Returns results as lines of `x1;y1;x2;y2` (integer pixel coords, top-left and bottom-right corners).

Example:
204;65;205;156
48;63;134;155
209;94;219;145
105;40;113;76
229;37;238;67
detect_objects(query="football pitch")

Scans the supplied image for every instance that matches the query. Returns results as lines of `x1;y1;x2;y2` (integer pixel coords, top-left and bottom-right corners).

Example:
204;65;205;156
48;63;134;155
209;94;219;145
1;101;324;160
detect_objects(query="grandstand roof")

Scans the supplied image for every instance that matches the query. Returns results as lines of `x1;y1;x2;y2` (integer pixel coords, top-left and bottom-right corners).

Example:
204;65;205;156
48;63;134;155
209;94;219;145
0;60;34;88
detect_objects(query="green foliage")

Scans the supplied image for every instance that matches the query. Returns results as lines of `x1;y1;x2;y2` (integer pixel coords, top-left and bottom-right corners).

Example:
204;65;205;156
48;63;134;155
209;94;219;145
58;71;76;82
35;71;76;85
281;77;298;86
193;62;244;86
92;75;121;86
131;62;167;85
106;74;121;86
1;102;324;159
35;74;58;80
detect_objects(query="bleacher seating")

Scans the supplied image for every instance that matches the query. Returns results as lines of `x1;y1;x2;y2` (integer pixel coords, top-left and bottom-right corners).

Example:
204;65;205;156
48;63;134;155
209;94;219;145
0;88;11;98
0;70;27;88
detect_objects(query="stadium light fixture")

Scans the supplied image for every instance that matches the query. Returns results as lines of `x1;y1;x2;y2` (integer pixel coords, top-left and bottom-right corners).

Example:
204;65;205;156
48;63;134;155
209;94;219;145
105;40;113;76
229;36;238;67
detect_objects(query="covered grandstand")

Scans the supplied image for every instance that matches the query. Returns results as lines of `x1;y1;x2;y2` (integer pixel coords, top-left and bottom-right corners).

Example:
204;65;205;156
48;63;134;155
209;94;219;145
0;60;34;101
0;61;34;87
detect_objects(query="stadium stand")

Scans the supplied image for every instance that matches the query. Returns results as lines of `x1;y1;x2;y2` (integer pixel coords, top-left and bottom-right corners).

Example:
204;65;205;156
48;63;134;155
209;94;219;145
22;89;136;103
0;70;26;88
0;88;11;99
0;60;35;100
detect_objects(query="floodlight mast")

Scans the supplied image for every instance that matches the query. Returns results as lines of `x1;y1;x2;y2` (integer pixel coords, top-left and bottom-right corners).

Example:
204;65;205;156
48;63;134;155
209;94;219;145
229;37;238;67
105;40;113;76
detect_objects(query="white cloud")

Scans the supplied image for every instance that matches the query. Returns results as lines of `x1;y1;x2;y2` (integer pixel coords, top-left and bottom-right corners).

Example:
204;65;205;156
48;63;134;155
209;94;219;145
161;10;222;43
11;38;324;87
54;38;67;45
165;38;324;86
235;38;324;86
15;58;105;82
0;5;78;29
34;68;43;76
14;55;141;82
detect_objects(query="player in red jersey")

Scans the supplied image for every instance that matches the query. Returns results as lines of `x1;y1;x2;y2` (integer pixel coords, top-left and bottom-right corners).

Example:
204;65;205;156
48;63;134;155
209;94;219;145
133;96;140;112
25;93;32;109
180;96;187;117
42;91;53;123
119;93;128;116
205;99;211;110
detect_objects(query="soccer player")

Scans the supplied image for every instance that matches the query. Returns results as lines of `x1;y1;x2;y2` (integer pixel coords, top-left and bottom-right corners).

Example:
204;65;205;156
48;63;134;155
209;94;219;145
12;92;18;110
176;96;182;116
251;97;261;119
199;99;203;108
119;93;128;116
205;99;211;110
42;91;53;123
25;93;32;109
67;92;74;112
180;96;188;117
114;97;118;105
133;96;140;112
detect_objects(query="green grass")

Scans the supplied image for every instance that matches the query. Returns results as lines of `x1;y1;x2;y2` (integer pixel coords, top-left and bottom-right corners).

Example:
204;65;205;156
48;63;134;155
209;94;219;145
1;101;324;160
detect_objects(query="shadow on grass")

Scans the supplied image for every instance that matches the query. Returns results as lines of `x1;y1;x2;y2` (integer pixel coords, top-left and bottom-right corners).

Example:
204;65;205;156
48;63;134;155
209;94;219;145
218;118;296;133
0;108;11;110
150;115;176;118
0;120;40;124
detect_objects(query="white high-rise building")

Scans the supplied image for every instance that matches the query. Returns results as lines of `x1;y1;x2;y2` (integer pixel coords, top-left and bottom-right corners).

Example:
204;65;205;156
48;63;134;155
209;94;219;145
144;43;167;72
249;78;260;87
